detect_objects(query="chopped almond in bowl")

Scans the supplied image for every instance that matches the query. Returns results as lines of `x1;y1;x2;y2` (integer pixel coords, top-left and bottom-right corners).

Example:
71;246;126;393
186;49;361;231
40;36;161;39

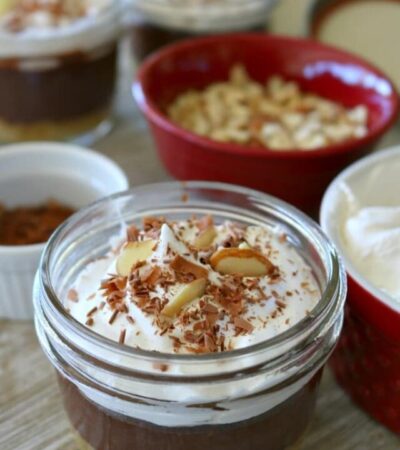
167;65;369;151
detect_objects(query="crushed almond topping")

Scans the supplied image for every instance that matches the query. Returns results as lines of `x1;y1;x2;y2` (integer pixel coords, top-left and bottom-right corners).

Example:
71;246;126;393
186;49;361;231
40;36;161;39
167;65;368;151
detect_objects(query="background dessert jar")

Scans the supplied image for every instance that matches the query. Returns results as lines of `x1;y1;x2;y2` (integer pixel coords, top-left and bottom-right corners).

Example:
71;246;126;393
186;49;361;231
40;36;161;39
0;0;121;143
34;182;346;450
126;0;278;60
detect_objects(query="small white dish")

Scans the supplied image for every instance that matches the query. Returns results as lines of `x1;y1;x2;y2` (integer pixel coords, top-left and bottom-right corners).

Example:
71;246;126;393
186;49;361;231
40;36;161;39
0;142;129;320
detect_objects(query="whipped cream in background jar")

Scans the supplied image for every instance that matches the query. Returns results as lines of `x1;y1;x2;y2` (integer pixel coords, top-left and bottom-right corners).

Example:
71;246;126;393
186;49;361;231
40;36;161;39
34;182;346;450
126;0;278;60
0;0;121;144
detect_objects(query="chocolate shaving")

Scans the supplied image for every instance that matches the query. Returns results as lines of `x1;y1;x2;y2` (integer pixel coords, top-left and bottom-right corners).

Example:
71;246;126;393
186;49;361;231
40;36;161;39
170;255;208;280
86;306;98;317
126;315;135;324
108;310;119;325
234;317;254;333
126;225;139;242
119;329;126;344
143;216;166;232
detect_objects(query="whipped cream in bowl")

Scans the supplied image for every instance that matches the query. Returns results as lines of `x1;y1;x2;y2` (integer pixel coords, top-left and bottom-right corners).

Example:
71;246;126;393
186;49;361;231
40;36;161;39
34;182;345;437
321;146;400;313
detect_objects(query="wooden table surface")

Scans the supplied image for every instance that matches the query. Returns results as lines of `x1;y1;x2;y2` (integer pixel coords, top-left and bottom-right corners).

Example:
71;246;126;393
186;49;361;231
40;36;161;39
1;2;400;449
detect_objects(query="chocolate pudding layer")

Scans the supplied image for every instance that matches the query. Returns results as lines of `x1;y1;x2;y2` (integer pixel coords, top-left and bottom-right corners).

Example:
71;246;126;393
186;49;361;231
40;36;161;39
58;370;322;450
0;48;116;124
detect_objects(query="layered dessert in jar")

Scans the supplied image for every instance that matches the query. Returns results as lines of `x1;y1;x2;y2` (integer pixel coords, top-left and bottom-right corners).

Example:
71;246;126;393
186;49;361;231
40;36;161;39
34;182;346;450
0;0;120;142
128;0;276;60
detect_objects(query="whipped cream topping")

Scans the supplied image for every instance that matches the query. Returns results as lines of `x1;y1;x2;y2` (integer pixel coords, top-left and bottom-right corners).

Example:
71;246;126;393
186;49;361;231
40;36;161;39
344;205;400;302
0;0;119;58
66;215;321;354
0;0;109;32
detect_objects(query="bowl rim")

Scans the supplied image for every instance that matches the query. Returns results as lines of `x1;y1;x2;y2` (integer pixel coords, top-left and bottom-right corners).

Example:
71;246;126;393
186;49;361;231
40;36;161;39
0;142;129;257
320;145;400;314
133;32;399;159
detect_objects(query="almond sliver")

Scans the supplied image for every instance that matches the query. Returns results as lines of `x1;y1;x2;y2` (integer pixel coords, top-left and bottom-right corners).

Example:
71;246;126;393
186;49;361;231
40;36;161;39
210;248;275;277
162;278;207;317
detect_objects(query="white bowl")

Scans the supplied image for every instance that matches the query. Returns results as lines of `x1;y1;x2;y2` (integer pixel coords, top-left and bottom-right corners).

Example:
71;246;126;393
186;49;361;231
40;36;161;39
0;142;129;320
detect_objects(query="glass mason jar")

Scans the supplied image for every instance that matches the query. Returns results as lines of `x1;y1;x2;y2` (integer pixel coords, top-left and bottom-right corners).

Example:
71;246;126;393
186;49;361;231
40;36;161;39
0;3;121;144
126;0;278;60
34;182;346;450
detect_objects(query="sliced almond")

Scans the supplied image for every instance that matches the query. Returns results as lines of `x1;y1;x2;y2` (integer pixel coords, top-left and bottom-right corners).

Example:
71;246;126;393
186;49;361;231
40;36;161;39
162;278;207;317
194;226;217;249
170;255;208;279
116;240;155;276
210;248;275;277
238;241;251;250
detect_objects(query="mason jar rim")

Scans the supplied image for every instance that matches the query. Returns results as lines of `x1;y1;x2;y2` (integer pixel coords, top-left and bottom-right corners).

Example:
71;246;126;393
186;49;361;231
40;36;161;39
37;181;345;368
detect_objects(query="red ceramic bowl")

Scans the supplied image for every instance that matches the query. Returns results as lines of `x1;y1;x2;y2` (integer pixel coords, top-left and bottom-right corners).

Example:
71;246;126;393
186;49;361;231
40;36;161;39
320;146;400;434
133;34;399;216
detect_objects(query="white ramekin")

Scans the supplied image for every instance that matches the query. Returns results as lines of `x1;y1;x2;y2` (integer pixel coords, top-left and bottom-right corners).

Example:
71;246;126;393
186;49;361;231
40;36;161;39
0;142;129;320
320;145;400;314
320;145;400;434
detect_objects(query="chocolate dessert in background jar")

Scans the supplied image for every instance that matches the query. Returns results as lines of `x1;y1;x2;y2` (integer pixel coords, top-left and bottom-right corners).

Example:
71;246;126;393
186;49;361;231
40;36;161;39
0;0;121;143
126;0;277;61
34;182;346;450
